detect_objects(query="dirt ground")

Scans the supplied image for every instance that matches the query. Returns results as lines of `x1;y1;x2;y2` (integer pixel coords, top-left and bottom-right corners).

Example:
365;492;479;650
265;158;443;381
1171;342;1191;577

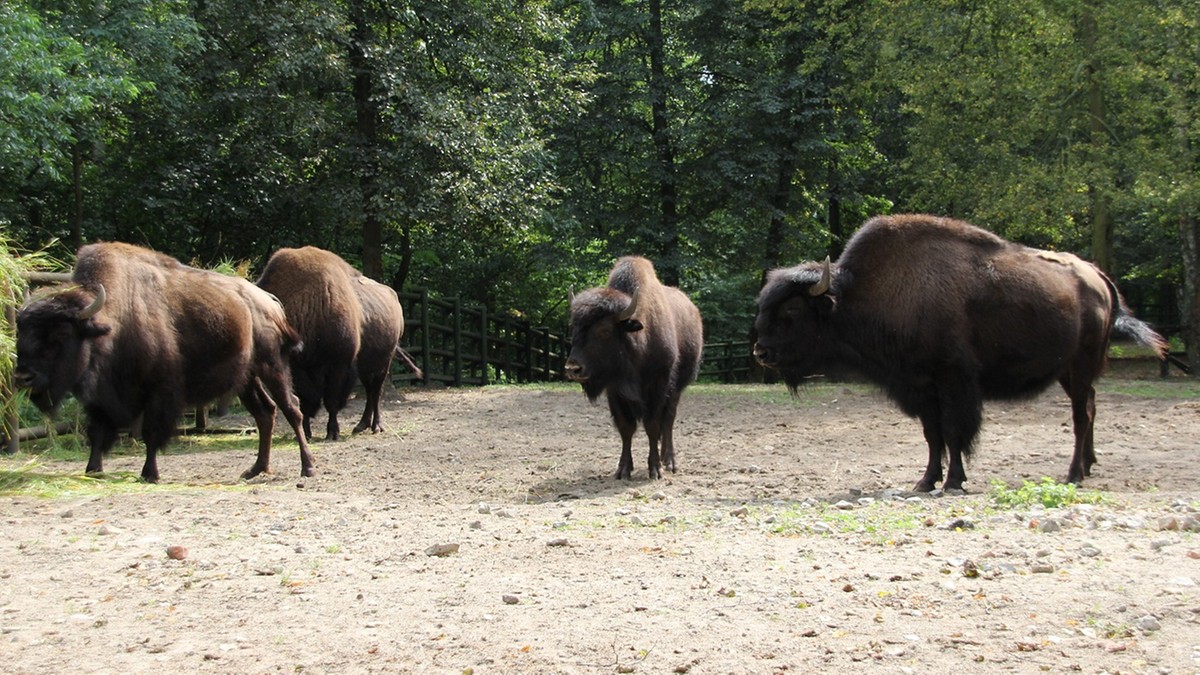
1;375;1198;674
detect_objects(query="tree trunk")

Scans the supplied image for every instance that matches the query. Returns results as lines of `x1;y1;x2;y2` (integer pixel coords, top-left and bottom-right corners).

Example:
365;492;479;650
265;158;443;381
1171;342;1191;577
350;0;383;279
71;138;84;250
1081;3;1114;274
647;0;680;285
1182;212;1200;373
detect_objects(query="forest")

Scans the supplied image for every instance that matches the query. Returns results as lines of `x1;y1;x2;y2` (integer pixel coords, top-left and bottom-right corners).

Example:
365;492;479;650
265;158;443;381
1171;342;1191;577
2;0;1199;364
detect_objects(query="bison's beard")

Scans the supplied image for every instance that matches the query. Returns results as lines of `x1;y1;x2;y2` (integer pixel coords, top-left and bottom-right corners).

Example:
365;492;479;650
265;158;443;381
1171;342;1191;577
28;387;65;416
581;380;605;403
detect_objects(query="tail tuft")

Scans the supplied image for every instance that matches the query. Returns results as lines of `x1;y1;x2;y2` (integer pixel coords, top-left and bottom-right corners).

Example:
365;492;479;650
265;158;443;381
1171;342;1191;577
1113;314;1169;360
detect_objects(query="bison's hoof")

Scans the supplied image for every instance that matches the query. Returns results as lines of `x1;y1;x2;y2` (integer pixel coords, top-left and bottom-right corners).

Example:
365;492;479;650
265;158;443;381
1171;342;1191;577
614;468;632;480
912;480;936;493
242;465;268;480
301;467;316;478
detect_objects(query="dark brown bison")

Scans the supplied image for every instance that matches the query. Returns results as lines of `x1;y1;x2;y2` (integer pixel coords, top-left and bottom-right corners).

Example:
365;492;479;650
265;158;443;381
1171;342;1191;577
14;242;315;483
566;256;704;479
351;275;423;434
754;214;1168;491
257;247;362;441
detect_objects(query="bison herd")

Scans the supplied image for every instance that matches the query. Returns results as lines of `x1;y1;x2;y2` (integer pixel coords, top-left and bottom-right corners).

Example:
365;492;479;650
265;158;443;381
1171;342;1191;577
13;214;1169;491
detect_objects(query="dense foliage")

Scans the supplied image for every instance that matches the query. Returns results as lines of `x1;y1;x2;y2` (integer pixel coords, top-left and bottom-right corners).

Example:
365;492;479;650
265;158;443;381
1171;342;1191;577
2;0;1197;362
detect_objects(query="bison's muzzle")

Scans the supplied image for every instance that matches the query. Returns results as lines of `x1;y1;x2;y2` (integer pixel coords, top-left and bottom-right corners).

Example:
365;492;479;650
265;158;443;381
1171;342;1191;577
752;343;776;369
563;359;587;383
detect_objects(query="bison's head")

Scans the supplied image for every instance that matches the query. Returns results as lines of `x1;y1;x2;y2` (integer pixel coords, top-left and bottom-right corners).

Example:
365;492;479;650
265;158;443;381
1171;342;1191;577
565;287;643;402
14;285;111;414
753;258;839;390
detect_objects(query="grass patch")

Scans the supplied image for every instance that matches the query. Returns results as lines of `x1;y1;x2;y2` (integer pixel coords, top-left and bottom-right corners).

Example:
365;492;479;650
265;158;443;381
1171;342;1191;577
0;456;263;498
1099;378;1200;399
768;501;925;541
688;381;871;406
989;477;1106;510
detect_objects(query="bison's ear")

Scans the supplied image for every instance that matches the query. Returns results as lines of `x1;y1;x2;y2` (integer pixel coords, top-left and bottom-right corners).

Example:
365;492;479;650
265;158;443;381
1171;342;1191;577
812;292;837;317
617;318;644;333
79;318;112;338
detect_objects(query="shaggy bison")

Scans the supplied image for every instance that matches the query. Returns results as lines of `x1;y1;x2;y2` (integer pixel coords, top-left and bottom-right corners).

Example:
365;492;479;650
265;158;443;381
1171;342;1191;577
257;247;362;441
14;242;315;483
566;256;703;479
351;275;423;434
754;214;1168;491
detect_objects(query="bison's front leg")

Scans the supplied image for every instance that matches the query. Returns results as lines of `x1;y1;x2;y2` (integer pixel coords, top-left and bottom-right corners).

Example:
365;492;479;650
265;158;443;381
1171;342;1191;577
913;412;945;492
609;396;637;480
942;448;968;492
84;415;119;477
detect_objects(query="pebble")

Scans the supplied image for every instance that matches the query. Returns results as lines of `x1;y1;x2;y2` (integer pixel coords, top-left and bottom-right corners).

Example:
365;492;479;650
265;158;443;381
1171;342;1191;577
98;524;122;536
424;543;459;557
833;500;854;510
730;507;749;518
166;545;188;561
1079;544;1101;558
546;538;569;547
1031;563;1055;574
502;594;520;605
1134;615;1161;632
1038;519;1062;533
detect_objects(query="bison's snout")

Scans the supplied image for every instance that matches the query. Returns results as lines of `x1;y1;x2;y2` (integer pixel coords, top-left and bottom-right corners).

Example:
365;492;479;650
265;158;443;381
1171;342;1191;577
564;359;587;383
12;367;37;390
752;343;775;368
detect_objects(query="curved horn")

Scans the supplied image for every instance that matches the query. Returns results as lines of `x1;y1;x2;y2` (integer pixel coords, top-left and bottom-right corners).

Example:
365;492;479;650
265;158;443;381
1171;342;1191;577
617;288;640;321
568;288;576;306
78;284;106;319
808;257;832;297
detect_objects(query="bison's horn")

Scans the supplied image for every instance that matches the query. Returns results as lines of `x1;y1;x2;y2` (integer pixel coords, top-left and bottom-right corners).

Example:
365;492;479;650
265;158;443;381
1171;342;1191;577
617;288;640;321
568;288;575;306
808;257;832;296
78;284;106;319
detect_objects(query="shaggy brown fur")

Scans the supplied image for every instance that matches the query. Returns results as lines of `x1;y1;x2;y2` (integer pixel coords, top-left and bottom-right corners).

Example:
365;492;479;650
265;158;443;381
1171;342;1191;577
566;256;704;479
754;214;1168;491
15;242;313;483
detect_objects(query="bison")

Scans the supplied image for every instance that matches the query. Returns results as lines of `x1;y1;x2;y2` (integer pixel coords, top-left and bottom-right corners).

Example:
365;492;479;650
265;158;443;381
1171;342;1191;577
14;242;315;483
351;275;423;434
565;256;704;479
753;214;1169;492
257;247;363;441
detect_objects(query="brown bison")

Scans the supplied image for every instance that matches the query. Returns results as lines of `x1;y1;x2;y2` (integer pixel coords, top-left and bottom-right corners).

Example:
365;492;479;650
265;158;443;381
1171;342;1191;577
257;247;363;441
14;242;315;483
351;275;423;434
754;214;1169;491
566;256;704;479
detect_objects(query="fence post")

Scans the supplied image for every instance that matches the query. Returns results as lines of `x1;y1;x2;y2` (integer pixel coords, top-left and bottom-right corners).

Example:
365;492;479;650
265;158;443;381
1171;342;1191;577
523;323;534;383
419;289;432;380
479;305;489;386
452;296;463;387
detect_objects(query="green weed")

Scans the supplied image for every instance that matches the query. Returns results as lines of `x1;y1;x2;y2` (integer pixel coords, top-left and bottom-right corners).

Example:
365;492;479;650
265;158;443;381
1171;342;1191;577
988;477;1105;510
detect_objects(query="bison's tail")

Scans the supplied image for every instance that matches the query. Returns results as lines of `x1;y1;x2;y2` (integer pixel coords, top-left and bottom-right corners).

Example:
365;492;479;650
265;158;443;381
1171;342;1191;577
1113;312;1169;360
1100;269;1170;361
395;345;425;382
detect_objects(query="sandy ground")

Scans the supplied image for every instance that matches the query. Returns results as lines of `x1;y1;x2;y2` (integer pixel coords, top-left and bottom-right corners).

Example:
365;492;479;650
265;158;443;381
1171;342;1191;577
1;375;1198;674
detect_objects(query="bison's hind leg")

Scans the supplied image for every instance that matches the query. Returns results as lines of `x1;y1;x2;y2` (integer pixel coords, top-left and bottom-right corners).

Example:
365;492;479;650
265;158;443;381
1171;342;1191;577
1061;380;1097;485
238;380;276;479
